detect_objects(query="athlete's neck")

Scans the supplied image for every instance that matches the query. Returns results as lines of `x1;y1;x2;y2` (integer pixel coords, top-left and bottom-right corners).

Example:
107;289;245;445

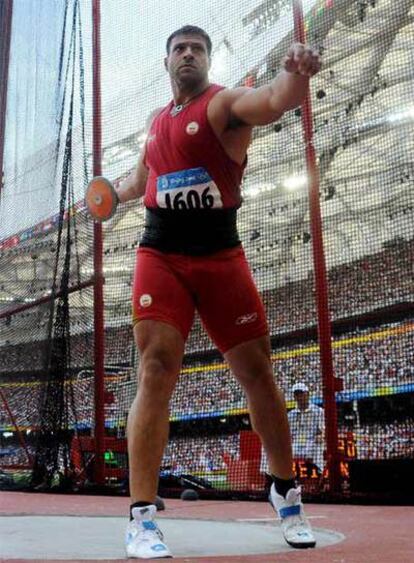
172;81;210;106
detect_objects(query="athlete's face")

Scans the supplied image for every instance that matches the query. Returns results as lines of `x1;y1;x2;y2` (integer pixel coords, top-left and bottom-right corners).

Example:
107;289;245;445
294;391;309;411
165;34;211;87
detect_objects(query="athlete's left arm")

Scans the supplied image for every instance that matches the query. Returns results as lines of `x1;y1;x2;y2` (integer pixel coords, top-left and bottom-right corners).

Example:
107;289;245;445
228;43;321;126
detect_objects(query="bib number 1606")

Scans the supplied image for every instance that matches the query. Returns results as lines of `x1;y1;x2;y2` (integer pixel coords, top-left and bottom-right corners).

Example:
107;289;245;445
164;186;214;210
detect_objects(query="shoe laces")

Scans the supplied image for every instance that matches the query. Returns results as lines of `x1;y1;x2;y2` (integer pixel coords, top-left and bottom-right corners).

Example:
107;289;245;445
137;520;164;543
284;510;309;532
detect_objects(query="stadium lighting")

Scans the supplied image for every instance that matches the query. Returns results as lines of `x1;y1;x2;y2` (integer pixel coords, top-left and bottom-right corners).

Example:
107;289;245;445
387;107;414;124
83;266;131;275
244;183;275;197
210;46;228;81
282;173;308;191
103;266;131;274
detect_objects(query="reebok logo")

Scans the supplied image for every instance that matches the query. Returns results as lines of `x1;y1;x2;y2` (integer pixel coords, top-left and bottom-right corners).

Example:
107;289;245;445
235;312;258;325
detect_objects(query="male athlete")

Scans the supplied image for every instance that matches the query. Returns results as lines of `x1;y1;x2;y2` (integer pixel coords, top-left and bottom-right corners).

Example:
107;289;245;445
114;25;321;559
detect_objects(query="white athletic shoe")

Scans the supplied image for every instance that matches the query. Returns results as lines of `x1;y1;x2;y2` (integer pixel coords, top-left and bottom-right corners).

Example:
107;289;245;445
125;504;172;559
269;483;316;549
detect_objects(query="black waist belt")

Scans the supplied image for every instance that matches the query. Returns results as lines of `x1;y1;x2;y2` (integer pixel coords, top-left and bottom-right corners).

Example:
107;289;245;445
140;207;241;255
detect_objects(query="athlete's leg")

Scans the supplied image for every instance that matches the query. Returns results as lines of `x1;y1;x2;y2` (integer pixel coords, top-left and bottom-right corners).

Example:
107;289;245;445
224;335;294;480
195;247;293;476
127;320;185;503
129;249;195;503
196;247;315;548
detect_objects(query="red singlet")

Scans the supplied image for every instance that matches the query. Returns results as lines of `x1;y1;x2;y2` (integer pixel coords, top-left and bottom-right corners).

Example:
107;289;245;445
144;83;244;210
132;84;268;352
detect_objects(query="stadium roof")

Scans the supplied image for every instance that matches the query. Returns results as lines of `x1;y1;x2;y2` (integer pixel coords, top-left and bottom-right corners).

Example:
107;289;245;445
0;0;413;342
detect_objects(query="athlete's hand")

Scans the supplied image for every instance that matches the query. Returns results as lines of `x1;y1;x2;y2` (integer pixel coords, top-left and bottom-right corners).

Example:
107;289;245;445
281;43;321;77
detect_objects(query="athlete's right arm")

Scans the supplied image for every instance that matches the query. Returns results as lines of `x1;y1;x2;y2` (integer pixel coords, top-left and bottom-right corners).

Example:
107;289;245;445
115;108;162;203
115;149;149;203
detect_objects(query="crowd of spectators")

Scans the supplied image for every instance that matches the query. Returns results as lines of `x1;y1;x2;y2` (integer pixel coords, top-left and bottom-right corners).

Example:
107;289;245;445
353;418;414;460
0;445;35;468
1;321;413;428
1;419;413;473
172;321;414;416
0;325;131;374
1;417;412;490
0;240;412;364
1;334;413;474
162;434;240;475
159;419;414;476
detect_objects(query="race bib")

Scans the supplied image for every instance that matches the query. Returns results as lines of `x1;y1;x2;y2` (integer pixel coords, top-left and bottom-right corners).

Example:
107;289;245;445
156;167;223;210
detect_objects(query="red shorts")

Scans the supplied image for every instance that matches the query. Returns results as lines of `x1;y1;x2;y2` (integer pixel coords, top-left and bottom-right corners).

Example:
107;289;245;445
132;246;268;354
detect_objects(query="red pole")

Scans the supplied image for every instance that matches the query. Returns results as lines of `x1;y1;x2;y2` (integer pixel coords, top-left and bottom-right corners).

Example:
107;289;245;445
292;0;341;492
0;0;13;200
0;279;95;320
92;0;106;486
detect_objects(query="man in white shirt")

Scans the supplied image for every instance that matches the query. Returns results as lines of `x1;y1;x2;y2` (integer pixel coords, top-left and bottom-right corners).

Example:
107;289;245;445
288;383;325;472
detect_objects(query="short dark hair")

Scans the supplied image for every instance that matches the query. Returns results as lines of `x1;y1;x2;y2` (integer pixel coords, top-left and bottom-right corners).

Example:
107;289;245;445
166;25;212;56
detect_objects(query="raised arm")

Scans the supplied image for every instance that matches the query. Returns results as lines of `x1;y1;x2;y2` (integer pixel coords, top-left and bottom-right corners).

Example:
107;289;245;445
227;43;321;126
115;108;162;203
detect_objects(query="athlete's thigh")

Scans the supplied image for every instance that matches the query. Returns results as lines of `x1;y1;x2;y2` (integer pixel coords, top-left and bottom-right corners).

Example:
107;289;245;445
132;247;195;342
196;246;268;354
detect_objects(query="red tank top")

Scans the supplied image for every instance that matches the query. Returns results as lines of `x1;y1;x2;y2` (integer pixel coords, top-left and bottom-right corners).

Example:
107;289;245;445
143;84;246;210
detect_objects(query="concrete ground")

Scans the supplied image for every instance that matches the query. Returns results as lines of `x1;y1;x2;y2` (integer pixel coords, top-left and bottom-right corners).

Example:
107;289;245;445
1;492;413;562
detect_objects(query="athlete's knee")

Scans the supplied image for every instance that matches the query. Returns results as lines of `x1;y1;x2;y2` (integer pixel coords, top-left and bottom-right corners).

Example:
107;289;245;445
138;350;181;395
237;363;275;391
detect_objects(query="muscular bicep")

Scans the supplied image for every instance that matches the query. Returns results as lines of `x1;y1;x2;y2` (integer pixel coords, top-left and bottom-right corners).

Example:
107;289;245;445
228;86;283;127
133;148;149;198
133;107;162;198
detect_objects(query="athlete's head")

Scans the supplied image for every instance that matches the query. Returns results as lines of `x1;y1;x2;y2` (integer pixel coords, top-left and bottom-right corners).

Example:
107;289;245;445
292;382;310;411
165;25;212;88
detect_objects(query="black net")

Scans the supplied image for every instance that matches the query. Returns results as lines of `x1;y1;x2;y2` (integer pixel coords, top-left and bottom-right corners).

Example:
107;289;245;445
0;0;413;500
0;0;93;489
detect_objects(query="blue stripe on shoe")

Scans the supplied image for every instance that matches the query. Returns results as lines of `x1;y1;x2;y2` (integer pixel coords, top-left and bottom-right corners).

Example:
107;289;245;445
143;521;157;530
279;505;301;519
151;544;168;552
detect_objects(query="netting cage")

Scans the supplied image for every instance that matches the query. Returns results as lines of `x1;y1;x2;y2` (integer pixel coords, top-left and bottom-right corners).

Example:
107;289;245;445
0;0;413;501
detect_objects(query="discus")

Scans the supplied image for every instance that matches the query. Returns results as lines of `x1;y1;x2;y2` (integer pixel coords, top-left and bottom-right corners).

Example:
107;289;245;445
85;176;119;222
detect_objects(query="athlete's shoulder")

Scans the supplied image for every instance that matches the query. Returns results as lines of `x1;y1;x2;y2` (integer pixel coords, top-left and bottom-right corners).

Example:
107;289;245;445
208;85;254;130
146;106;165;129
211;85;252;106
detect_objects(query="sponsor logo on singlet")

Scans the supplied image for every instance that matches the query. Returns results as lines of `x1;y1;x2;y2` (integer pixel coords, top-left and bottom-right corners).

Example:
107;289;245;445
156;167;223;210
139;294;152;308
186;121;199;135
